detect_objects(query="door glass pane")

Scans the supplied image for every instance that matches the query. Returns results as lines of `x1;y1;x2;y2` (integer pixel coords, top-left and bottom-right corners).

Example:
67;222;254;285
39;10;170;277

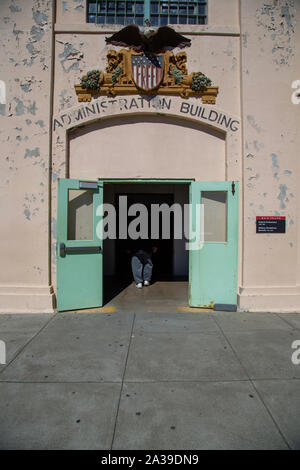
68;190;94;240
201;191;227;242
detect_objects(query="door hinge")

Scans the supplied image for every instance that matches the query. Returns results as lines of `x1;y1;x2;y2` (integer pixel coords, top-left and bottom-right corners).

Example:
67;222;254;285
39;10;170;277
79;181;98;190
232;181;235;196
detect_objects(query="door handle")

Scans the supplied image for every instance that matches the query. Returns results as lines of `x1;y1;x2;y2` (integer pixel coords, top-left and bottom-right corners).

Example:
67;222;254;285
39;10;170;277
59;243;101;257
60;242;66;257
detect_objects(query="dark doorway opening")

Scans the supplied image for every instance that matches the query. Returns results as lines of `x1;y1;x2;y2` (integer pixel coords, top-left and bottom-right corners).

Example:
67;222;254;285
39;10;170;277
103;183;189;305
115;192;174;283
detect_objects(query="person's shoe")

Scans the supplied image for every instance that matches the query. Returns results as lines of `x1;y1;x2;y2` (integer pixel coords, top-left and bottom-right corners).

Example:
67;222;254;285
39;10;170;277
144;280;150;286
136;283;143;288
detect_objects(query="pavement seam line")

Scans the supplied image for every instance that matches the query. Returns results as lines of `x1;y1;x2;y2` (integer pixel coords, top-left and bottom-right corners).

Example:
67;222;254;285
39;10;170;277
0;313;59;376
211;315;252;379
110;311;136;450
274;312;300;331
212;316;292;450
1;377;300;384
249;380;291;450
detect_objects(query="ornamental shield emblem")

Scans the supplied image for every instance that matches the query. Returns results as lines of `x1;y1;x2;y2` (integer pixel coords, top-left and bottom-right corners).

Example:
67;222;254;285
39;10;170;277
131;53;164;92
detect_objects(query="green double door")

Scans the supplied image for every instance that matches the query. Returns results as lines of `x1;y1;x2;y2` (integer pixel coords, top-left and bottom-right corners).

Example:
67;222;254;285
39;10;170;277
56;179;238;311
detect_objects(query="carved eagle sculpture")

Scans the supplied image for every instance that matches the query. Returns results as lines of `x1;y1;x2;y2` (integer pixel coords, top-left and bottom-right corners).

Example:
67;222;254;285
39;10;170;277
105;21;191;54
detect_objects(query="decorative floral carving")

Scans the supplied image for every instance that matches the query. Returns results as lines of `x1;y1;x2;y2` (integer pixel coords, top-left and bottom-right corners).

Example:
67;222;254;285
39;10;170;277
191;72;212;91
80;70;101;91
171;66;183;84
111;66;122;84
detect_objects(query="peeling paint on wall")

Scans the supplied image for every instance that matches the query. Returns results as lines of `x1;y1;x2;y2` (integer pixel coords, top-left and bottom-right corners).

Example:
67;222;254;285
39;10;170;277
253;140;264;151
74;0;84;11
248;173;259;181
20;77;34;93
24;208;31;220
281;5;294;29
270;153;279;179
278;184;288;209
9;5;22;13
57;41;83;73
13;98;26;115
30;25;44;42
13;98;37;116
247;115;261;133
13;23;24;42
256;0;296;67
59;89;73;110
52;172;59;182
24;147;40;159
26;42;40;57
33;11;48;26
23;192;40;221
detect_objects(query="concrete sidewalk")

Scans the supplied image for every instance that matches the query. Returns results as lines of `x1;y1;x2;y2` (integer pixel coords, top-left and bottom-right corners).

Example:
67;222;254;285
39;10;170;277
0;302;300;449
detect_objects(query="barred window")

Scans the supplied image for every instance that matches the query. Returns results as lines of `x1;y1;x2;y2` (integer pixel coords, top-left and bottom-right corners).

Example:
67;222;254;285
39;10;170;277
87;1;207;26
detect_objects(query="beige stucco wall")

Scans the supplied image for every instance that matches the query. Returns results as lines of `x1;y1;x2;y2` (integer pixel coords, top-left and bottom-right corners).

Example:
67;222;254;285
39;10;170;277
0;0;55;312
239;0;300;311
1;0;300;312
68;116;226;180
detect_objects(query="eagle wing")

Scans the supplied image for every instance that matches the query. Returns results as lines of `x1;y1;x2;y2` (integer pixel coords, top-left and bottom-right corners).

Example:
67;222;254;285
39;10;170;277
105;25;143;50
149;26;191;52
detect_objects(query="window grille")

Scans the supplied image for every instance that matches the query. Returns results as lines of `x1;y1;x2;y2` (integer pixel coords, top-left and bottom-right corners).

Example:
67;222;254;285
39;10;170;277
87;1;207;26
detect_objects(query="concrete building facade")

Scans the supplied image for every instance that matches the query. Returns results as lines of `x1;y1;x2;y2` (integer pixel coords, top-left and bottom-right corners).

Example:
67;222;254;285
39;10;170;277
0;0;299;313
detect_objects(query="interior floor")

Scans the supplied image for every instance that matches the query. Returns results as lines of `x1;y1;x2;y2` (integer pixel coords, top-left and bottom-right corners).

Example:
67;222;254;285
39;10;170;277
103;278;189;312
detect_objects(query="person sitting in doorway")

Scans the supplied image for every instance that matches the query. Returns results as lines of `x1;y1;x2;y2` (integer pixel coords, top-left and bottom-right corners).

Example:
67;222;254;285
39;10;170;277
126;242;158;288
